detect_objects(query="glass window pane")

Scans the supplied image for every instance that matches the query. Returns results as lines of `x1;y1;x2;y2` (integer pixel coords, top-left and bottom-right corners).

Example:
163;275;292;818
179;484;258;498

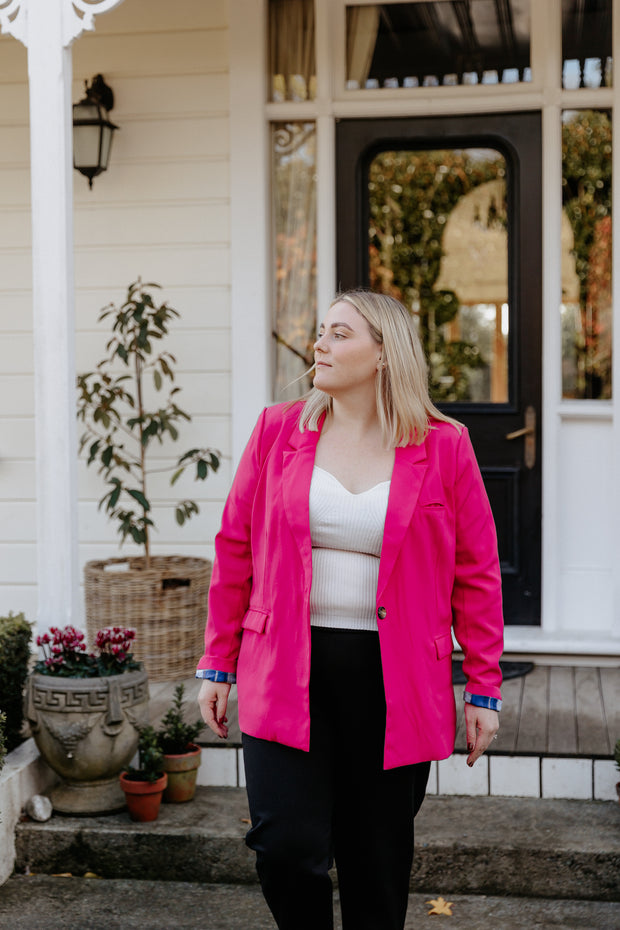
368;148;509;403
562;0;612;89
272;122;317;401
561;110;612;399
269;0;316;101
346;2;531;90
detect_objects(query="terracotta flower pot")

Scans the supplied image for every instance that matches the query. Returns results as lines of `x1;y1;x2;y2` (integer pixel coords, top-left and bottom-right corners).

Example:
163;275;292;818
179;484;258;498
163;743;202;802
120;771;168;822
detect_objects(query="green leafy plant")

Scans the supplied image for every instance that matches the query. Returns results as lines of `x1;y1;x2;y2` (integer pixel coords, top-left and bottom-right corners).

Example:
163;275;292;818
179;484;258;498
157;683;205;755
125;725;164;783
77;279;220;567
33;625;140;678
0;612;32;752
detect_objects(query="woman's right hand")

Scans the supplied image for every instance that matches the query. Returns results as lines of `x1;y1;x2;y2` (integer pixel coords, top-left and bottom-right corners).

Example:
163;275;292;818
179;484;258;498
198;679;231;739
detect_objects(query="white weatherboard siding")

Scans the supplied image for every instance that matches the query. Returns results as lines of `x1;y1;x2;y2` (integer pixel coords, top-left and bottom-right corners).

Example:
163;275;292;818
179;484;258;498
0;32;36;620
0;0;232;631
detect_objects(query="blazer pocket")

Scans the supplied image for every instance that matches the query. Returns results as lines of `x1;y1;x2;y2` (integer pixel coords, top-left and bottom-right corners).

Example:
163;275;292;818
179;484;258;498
434;632;453;660
241;607;270;634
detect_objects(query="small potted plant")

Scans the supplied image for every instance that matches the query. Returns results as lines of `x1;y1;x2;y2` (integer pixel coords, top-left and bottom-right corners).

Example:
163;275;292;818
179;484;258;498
157;684;205;802
25;625;148;814
120;725;167;822
77;279;220;682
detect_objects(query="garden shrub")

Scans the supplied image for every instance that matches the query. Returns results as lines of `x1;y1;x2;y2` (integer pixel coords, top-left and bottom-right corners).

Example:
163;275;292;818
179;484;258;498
0;613;32;753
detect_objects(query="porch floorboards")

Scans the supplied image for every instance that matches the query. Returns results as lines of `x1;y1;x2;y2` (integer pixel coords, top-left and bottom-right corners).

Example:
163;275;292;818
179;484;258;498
147;663;620;759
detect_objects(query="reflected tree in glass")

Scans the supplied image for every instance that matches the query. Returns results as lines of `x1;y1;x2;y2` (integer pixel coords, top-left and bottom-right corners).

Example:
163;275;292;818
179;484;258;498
562;110;612;399
368;149;506;402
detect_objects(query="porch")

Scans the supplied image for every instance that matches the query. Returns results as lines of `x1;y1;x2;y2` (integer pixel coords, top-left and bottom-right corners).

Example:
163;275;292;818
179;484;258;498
147;663;620;802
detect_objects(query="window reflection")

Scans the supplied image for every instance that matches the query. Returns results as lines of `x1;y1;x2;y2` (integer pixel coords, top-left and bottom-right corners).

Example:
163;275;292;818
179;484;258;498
346;2;531;90
368;148;509;403
269;0;316;102
561;110;612;399
272;122;317;401
562;0;612;89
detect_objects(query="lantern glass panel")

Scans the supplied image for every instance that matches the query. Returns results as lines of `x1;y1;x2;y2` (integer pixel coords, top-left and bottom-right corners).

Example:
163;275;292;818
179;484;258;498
73;122;101;169
99;123;114;169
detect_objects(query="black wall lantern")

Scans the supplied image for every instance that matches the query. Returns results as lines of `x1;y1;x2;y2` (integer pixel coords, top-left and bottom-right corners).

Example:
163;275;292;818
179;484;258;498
73;74;119;189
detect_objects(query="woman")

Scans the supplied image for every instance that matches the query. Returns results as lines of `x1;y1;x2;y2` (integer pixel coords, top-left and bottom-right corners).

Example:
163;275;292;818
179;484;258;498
197;289;503;930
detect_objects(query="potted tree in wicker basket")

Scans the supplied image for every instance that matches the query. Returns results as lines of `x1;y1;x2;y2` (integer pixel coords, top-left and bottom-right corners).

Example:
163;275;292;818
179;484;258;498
157;683;205;802
77;280;220;682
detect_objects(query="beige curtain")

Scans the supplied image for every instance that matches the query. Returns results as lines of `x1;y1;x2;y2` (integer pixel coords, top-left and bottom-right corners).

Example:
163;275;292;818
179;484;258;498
269;0;316;101
272;123;317;400
346;6;380;87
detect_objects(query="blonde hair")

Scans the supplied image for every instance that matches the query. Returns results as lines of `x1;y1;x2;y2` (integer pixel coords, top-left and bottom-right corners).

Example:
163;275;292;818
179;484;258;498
299;289;461;447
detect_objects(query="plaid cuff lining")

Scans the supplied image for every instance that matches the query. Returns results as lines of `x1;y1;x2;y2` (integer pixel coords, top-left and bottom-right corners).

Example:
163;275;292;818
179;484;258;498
195;669;237;684
464;691;502;712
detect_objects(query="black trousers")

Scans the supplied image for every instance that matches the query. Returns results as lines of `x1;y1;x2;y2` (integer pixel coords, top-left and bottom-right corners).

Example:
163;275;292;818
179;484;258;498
242;627;430;930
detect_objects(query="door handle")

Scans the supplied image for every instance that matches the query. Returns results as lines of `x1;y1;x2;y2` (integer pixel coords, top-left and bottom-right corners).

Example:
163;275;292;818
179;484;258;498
505;405;536;469
505;426;534;440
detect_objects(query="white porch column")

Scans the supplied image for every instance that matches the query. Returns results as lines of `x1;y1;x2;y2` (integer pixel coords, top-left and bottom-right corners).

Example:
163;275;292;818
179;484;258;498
0;0;126;631
27;0;79;630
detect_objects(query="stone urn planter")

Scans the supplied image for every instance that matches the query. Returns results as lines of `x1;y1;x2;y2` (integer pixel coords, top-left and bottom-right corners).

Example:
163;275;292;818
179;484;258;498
25;667;149;814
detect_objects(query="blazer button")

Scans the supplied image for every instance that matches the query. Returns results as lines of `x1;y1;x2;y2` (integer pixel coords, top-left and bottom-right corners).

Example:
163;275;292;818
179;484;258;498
377;606;387;620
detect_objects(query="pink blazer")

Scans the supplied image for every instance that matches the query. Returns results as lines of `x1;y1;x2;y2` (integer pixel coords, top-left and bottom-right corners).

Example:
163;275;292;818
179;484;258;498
198;402;503;769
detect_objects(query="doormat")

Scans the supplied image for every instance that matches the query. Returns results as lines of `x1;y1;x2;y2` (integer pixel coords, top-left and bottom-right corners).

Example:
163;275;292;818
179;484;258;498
451;660;534;685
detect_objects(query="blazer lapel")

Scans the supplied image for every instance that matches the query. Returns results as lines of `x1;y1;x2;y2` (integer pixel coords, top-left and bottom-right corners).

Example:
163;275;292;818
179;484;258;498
377;442;428;600
281;418;322;579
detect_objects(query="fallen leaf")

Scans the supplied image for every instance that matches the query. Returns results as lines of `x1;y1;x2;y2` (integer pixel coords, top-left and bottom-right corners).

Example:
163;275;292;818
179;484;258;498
52;873;73;878
426;896;453;916
240;818;251;824
83;872;100;879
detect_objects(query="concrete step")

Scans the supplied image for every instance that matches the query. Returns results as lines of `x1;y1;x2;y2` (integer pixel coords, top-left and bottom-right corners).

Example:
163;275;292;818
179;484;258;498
13;788;620;902
1;876;620;930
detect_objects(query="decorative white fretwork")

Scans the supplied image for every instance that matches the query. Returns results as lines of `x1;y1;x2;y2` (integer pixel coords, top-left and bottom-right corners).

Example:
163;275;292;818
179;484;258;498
63;0;127;46
0;0;127;48
0;0;26;45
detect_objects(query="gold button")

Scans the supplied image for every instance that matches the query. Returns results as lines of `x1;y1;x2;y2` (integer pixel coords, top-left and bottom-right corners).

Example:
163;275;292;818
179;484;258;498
377;606;387;620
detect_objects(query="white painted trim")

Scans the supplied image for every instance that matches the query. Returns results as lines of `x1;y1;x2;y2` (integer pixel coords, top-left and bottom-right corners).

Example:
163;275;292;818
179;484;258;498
0;0;27;45
0;739;58;886
229;0;271;466
558;401;613;421
62;0;127;46
316;115;336;319
315;0;337;317
613;0;620;641
540;0;563;637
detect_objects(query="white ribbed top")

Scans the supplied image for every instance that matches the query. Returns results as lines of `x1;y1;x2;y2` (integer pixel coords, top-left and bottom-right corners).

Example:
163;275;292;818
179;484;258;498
309;466;390;631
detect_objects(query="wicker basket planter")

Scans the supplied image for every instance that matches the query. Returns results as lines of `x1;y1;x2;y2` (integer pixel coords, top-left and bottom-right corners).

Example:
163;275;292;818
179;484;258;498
84;556;211;682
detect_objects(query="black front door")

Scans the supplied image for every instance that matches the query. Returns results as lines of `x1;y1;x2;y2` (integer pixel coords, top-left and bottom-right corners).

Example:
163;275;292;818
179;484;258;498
336;112;542;625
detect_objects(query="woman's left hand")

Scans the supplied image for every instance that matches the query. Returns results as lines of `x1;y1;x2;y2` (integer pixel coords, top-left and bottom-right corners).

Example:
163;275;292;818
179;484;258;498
464;704;499;766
